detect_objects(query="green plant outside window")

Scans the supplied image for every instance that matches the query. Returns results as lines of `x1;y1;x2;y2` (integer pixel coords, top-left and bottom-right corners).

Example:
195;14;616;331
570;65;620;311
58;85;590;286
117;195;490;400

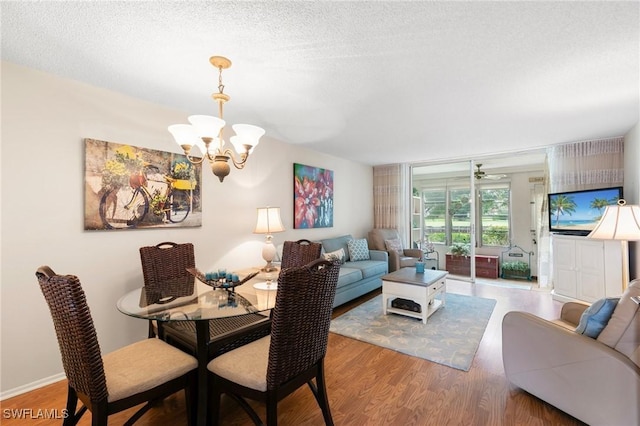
420;184;510;248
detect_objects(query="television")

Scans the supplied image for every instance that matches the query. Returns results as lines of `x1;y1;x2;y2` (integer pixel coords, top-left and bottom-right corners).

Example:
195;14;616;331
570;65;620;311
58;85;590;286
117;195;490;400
548;186;623;236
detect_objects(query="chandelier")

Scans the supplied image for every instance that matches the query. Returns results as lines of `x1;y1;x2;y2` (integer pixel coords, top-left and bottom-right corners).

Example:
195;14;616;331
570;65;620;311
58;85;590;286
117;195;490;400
168;56;265;182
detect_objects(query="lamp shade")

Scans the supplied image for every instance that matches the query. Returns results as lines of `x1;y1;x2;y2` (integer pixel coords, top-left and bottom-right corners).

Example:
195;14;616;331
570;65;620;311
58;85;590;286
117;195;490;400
254;207;285;234
168;124;200;149
188;115;226;139
231;124;265;154
587;200;640;241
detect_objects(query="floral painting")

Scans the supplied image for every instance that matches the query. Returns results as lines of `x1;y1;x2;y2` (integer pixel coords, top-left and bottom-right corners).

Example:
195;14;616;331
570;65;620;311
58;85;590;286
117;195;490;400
84;138;202;230
293;163;333;229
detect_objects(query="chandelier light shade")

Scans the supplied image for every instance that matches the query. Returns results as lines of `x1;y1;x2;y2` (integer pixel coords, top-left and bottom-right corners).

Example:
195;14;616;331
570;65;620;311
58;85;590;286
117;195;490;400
587;199;640;291
168;56;265;182
254;207;285;272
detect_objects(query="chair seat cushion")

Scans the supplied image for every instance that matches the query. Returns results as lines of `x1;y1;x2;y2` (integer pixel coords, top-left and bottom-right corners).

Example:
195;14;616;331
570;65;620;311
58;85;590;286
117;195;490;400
208;335;270;392
347;260;388;279
103;338;197;402
336;267;363;288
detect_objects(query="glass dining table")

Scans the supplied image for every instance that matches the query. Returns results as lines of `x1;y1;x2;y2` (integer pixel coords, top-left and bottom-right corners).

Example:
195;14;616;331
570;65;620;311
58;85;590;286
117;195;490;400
117;271;277;426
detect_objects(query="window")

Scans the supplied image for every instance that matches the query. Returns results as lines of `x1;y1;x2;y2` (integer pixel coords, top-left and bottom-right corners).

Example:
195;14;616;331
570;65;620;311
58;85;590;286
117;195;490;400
478;185;510;246
422;183;510;247
423;188;446;244
449;188;471;244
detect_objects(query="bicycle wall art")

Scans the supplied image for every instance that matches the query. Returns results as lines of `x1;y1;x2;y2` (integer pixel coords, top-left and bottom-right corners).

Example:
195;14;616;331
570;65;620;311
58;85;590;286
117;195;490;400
84;138;202;230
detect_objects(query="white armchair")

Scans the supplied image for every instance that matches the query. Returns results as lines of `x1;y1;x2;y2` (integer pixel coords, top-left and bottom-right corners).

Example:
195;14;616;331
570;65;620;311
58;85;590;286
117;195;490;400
502;280;640;426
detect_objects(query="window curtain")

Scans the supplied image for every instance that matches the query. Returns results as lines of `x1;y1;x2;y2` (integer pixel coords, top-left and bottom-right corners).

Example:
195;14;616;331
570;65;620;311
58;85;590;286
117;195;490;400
540;137;624;288
373;164;407;239
536;155;551;287
548;137;624;192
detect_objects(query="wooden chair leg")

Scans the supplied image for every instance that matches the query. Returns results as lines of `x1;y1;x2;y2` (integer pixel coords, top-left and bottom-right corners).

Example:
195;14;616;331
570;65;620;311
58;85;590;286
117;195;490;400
186;371;197;426
91;400;108;426
314;361;334;426
307;360;333;426
266;394;278;426
63;386;85;426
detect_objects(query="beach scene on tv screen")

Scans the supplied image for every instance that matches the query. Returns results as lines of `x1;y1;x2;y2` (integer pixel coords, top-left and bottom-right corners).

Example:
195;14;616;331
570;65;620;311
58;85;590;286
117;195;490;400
549;188;621;232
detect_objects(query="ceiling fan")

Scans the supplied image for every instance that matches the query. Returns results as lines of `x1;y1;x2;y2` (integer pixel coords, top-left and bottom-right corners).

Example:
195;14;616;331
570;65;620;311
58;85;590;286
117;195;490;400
474;164;507;180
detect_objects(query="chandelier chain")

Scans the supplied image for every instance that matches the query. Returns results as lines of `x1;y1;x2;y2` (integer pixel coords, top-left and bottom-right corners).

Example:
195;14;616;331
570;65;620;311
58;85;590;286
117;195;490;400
218;66;225;94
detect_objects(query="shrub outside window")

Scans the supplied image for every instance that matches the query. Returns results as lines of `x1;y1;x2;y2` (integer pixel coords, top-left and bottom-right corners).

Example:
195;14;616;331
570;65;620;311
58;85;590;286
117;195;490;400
421;184;510;248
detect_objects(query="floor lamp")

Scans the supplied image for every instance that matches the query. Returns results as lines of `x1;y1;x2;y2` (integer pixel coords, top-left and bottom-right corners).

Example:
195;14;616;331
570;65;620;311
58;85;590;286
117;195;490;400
587;199;640;292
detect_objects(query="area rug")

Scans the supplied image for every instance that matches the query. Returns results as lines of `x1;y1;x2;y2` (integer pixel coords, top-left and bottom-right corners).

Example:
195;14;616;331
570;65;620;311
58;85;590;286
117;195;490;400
329;293;496;371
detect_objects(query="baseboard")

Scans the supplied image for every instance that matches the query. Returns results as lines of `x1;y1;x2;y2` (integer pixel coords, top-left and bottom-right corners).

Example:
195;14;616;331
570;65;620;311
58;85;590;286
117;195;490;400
0;373;65;401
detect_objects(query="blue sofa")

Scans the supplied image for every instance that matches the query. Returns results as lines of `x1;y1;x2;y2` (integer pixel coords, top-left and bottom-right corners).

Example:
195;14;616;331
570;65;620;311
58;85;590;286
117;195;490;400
319;235;389;307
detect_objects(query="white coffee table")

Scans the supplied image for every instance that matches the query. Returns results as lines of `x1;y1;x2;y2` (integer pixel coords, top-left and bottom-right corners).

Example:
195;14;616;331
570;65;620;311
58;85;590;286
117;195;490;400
382;268;448;324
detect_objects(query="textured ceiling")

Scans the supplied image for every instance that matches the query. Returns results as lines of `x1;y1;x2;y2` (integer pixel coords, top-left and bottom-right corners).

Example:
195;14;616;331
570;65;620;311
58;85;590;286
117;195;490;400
2;1;638;168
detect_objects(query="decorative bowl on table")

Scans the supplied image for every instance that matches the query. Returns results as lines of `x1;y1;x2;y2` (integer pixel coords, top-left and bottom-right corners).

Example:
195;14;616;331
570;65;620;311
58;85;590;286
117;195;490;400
187;268;258;290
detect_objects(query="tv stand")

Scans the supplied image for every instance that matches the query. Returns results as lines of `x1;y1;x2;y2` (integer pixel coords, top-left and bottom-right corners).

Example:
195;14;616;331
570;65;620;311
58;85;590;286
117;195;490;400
551;234;625;303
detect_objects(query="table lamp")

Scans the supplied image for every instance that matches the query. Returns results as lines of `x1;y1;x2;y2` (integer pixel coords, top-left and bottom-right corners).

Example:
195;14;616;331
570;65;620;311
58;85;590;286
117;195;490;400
587;199;640;291
254;206;285;272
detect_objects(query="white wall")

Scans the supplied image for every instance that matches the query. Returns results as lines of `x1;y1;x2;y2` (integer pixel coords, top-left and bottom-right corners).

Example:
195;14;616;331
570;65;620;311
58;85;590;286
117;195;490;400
508;171;543;277
0;62;373;396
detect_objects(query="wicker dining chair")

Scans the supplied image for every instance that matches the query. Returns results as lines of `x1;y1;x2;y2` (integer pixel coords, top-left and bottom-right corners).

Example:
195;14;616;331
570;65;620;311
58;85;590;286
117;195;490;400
139;242;271;360
280;239;322;270
36;266;198;426
208;258;341;426
139;241;196;338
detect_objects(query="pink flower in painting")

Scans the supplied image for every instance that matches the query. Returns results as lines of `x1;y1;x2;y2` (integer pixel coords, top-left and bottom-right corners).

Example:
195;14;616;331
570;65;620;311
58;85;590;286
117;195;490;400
294;175;320;228
294;167;334;228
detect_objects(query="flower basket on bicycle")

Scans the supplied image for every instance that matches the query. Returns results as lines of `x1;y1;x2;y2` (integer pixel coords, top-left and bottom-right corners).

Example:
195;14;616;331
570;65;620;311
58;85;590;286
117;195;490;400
172;179;197;191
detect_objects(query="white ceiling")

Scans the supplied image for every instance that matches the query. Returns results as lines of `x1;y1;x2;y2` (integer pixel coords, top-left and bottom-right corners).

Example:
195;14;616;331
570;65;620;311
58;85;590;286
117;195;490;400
2;1;638;170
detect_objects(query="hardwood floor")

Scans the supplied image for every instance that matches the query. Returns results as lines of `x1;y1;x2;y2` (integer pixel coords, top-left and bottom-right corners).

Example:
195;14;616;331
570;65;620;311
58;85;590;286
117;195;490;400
1;279;585;425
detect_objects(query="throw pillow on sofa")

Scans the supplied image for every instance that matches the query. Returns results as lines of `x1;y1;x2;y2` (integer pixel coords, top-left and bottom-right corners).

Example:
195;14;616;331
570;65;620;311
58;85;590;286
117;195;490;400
575;297;620;338
384;238;403;255
323;248;345;264
347;238;370;261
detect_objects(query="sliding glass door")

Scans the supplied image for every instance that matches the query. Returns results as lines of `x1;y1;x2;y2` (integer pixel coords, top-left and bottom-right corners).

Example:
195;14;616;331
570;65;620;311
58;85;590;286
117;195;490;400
411;161;476;280
411;152;545;283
